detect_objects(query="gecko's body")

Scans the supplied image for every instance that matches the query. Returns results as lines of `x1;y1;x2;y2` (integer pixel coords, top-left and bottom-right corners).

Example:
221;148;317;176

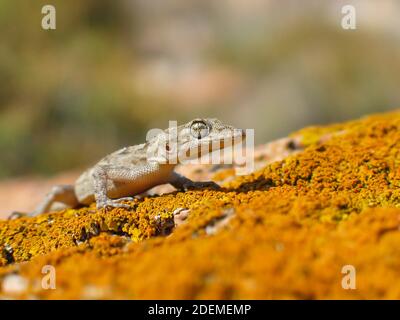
74;143;172;205
23;119;245;217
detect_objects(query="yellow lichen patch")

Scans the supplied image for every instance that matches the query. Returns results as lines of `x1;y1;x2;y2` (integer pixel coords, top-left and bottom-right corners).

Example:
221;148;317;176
3;111;400;299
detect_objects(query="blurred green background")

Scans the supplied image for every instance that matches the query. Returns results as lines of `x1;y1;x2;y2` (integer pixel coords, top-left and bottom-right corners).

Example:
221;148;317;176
1;0;400;178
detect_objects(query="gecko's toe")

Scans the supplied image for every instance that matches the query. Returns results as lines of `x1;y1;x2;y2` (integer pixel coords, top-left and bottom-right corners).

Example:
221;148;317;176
8;211;28;220
98;199;133;210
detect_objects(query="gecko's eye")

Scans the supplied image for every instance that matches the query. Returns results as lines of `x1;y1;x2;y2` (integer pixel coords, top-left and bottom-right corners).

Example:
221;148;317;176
190;120;210;139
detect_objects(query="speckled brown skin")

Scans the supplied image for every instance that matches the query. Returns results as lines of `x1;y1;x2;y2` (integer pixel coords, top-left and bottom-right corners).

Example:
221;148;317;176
28;119;245;215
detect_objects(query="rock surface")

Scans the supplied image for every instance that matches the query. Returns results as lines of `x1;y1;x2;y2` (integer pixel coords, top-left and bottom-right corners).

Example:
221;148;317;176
2;112;400;299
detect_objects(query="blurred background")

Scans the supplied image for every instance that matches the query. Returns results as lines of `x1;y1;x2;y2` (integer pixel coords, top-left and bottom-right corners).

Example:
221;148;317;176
1;0;400;180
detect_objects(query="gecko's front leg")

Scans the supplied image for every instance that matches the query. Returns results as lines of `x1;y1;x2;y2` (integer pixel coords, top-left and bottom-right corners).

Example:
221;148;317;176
91;163;159;210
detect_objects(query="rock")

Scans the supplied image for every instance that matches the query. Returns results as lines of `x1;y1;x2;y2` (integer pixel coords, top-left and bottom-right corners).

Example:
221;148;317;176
2;112;400;299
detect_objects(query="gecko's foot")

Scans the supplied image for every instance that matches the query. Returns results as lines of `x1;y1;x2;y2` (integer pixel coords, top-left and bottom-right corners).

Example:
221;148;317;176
183;181;221;191
8;211;28;220
96;197;135;210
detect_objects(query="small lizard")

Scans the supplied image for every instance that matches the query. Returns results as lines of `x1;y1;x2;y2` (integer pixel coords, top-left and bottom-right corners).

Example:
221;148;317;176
15;119;245;217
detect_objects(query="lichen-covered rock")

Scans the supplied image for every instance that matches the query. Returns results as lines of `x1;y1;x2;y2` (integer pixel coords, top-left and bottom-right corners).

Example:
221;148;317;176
2;112;400;299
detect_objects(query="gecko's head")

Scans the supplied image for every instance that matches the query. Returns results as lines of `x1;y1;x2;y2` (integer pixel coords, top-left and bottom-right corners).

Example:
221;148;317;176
172;118;246;163
146;118;246;164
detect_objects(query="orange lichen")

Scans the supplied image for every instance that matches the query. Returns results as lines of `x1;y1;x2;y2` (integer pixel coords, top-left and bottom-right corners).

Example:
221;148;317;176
2;112;400;299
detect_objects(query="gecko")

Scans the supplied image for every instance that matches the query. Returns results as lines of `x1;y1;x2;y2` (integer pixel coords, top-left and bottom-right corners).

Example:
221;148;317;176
12;119;245;218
